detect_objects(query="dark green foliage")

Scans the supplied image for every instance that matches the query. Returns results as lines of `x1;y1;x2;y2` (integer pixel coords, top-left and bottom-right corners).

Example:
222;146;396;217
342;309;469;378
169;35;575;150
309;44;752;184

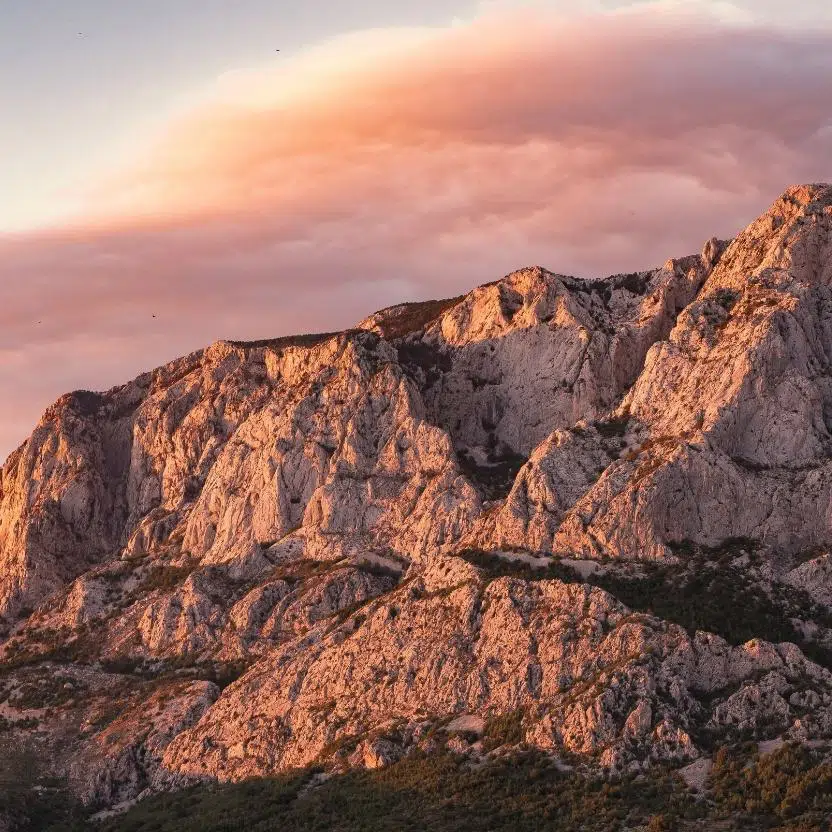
455;449;529;502
593;543;832;669
224;332;340;350
97;656;252;690
99;655;146;675
482;708;525;750
0;739;84;831
88;744;832;831
712;288;740;311
708;742;832;829
13;742;832;831
456;549;579;583
0;618;112;670
65;390;105;416
265;557;343;586
355;561;402;582
95;751;694;832
198;658;250;686
613;271;650;296
458;542;832;670
593;415;630;438
372;296;463;341
689;288;739;331
137;560;198;594
1;671;79;710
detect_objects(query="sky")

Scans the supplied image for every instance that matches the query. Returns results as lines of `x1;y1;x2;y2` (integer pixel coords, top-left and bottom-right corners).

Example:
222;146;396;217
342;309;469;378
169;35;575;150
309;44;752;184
0;0;831;459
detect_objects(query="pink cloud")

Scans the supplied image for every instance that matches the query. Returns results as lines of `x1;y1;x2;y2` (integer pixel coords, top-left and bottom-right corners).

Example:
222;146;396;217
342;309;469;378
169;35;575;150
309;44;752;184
1;5;830;458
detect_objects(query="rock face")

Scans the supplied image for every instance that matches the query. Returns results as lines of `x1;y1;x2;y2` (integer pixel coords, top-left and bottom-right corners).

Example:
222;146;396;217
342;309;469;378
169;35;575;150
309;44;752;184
2;184;832;806
481;185;832;560
162;559;832;780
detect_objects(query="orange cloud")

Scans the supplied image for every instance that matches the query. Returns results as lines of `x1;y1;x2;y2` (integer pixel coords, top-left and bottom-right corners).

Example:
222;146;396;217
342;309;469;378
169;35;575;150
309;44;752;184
73;7;829;226
1;4;830;457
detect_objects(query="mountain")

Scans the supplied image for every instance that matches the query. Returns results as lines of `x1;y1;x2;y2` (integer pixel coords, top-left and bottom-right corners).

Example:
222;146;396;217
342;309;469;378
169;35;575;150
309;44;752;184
1;185;832;828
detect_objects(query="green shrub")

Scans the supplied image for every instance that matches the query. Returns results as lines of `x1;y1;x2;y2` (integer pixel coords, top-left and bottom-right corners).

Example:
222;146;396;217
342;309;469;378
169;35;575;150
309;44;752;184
12;741;832;831
482;709;525;750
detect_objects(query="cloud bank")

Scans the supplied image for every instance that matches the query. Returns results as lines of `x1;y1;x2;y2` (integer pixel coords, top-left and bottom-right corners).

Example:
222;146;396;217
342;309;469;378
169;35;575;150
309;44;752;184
1;3;830;457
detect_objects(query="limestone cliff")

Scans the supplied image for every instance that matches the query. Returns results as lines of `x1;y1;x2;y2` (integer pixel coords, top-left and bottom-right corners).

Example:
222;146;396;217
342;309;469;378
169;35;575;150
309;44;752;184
2;185;832;808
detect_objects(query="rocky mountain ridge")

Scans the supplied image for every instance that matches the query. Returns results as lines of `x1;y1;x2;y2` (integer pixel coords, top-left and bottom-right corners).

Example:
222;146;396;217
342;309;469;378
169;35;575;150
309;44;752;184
2;184;832;815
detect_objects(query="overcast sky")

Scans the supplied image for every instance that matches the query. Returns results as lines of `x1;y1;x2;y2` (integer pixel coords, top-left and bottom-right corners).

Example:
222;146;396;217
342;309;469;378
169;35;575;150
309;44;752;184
1;0;830;458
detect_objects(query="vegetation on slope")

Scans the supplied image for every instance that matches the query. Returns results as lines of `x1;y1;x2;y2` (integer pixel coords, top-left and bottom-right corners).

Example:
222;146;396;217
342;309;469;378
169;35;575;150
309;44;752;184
369;296;464;341
457;542;832;669
8;743;831;831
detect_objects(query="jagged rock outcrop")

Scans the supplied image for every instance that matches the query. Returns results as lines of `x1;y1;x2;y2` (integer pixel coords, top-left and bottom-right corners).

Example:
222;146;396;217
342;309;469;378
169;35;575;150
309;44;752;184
785;553;832;607
0;333;468;619
410;258;711;459
1;185;832;809
77;679;219;805
0;234;719;620
464;420;631;552
0;344;271;620
554;185;832;559
475;185;832;560
0;386;144;620
162;557;832;780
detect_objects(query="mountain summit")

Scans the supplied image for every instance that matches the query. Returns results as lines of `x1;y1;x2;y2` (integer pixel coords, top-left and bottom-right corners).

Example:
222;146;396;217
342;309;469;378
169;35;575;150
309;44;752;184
1;185;832;818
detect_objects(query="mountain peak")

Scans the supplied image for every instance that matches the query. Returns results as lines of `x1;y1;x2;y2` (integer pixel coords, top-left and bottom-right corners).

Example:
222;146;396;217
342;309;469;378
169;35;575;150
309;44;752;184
2;187;832;821
779;181;832;207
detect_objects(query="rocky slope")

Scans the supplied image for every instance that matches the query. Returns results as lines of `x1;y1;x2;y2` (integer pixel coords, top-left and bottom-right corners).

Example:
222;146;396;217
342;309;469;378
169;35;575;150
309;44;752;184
2;185;832;813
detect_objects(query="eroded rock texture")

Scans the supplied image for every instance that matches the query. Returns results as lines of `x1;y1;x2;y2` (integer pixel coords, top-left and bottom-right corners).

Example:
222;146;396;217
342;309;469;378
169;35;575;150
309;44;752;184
2;185;832;806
